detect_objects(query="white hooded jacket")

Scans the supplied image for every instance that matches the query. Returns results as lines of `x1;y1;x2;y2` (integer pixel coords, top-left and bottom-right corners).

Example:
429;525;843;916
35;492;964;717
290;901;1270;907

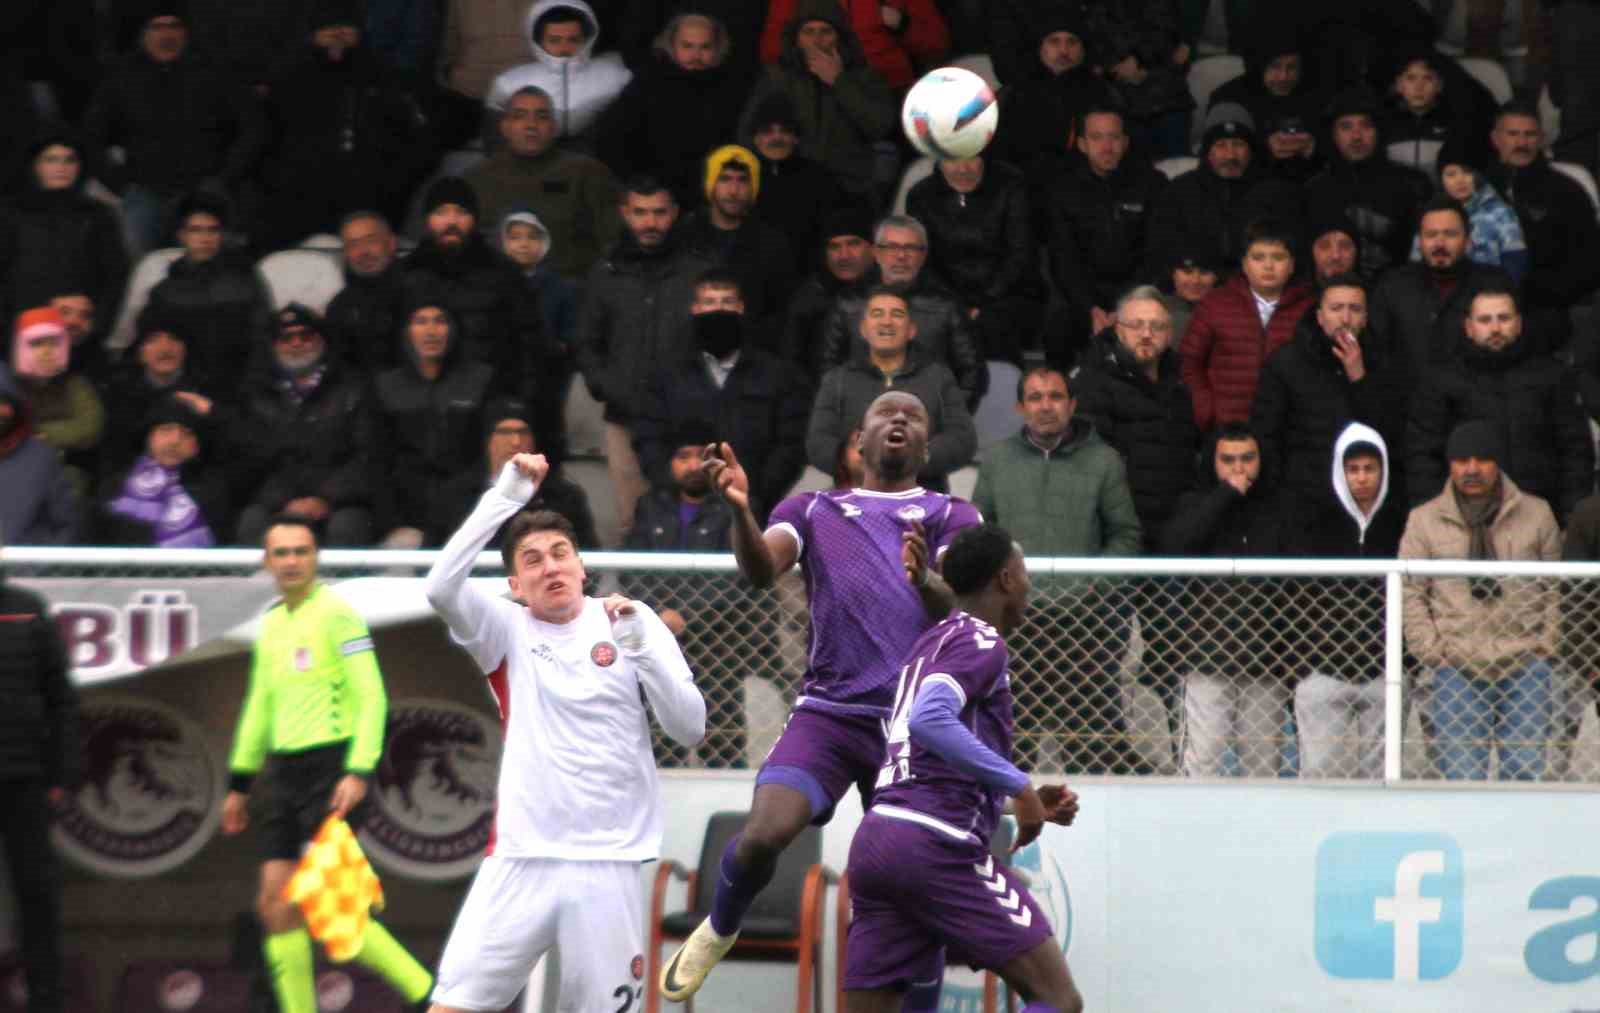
1331;421;1390;549
485;0;632;139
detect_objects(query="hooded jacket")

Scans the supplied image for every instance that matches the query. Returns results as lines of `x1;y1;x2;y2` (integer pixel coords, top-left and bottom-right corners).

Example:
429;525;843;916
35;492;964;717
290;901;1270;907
1071;329;1199;543
1207;26;1326;183
1286;423;1404;681
737;0;897;195
758;0;950;91
1406;327;1593;522
745;112;842;275
0;378;78;545
485;0;632;140
1178;273;1313;431
820;269;985;403
1401;474;1560;676
0;128;129;336
904;159;1044;312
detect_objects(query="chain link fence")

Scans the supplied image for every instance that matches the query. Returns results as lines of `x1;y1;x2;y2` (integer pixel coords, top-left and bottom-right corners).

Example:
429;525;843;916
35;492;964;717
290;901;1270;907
10;550;1600;783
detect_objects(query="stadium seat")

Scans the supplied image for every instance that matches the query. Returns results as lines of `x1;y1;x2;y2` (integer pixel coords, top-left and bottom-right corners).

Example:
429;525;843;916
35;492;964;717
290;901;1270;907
646;811;835;1013
892;156;936;215
106;247;184;357
562;456;618;546
949;53;1000;91
974;360;1023;450
1552;161;1600;220
1154;155;1197;181
258;248;345;314
1540;84;1561;147
1457;57;1513;106
1186;55;1244;153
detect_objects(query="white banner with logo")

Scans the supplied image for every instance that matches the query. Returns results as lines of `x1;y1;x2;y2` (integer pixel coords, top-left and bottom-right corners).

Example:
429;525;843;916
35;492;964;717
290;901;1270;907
654;776;1600;1013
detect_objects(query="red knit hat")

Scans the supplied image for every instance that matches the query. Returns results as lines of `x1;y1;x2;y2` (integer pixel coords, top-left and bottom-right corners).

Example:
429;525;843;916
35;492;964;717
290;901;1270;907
14;307;66;341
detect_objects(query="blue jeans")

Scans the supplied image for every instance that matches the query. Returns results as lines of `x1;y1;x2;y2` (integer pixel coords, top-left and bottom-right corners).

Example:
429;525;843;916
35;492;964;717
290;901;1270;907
1428;658;1554;780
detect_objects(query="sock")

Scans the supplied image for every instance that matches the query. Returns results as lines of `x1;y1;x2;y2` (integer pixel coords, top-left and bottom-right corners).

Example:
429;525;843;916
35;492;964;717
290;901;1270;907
708;835;777;937
903;976;942;1011
1021;1003;1061;1012
263;929;316;1013
352;919;434;1003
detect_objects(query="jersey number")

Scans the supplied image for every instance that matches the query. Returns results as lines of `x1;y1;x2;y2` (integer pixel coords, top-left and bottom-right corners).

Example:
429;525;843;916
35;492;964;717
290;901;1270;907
614;984;642;1012
875;656;925;789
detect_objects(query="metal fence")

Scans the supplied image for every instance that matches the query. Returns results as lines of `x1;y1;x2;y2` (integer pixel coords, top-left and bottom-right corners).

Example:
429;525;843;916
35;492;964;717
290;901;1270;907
10;549;1600;783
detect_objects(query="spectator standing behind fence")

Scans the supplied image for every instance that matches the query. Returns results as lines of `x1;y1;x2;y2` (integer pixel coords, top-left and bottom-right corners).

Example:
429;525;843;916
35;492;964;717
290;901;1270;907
632;271;809;525
1290;423;1404;779
1401;420;1560;781
97;393;228;547
486;0;631;148
83;2;265;256
0;544;79;1013
324;212;407;375
1406;283;1592;525
229;306;376;547
779;205;875;383
0;372;78;545
1161;422;1292;777
1179;219;1313;432
972;365;1145;775
807;288;976;491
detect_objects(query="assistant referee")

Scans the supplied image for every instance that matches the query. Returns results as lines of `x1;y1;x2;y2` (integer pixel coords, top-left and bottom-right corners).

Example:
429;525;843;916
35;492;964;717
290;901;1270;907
221;515;433;1013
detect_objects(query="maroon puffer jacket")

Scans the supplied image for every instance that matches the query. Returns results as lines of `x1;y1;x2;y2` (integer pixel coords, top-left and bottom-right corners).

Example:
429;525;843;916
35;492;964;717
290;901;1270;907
1178;274;1312;431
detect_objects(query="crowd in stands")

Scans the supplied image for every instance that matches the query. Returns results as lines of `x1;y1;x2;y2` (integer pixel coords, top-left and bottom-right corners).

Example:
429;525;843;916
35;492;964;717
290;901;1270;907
2;0;1600;775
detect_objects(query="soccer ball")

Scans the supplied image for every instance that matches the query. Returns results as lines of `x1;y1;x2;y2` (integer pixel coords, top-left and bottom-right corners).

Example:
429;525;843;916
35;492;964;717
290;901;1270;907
901;66;1000;160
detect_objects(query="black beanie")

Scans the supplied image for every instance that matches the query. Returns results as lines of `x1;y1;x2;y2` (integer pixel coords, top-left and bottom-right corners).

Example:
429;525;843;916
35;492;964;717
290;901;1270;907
670;418;718;452
275;303;327;342
1326;85;1381;125
1309;214;1359;248
820;203;875;243
135;304;189;346
1446;420;1502;463
310;0;365;30
143;392;208;441
482;396;534;439
423;176;479;218
1435;135;1486;181
749;93;802;135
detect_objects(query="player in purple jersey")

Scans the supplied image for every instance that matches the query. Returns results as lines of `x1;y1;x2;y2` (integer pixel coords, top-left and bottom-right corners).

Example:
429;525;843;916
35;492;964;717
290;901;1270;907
660;390;983;1004
848;524;1082;1013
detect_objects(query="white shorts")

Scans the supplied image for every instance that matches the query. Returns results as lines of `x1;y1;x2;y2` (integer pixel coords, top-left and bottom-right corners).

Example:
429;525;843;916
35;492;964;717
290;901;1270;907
432;856;646;1012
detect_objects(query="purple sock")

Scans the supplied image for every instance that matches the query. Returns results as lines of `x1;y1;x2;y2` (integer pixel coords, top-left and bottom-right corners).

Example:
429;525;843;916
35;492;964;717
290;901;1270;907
708;836;775;936
1021;1003;1061;1012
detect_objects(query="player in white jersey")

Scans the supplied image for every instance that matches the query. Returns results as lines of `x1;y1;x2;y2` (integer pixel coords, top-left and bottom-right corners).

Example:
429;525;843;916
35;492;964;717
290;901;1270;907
422;452;706;1013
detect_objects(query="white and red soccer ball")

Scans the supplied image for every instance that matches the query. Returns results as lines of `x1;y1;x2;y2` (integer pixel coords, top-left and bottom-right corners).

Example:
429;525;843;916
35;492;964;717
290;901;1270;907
901;66;999;160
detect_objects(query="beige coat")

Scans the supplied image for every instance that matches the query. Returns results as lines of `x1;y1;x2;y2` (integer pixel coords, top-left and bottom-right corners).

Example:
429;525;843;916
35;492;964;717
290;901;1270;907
1400;477;1562;676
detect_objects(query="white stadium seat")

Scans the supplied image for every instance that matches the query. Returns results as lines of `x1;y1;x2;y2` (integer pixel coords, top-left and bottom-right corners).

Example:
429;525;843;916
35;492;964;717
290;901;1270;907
892;156;936;215
1155;156;1198;180
257;248;345;314
1540;84;1562;148
1187;55;1245;153
1457;57;1513;105
948;53;1000;91
106;247;183;356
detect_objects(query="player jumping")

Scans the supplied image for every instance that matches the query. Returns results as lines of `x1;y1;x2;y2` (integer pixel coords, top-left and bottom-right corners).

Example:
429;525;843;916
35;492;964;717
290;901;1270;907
422;452;705;1013
845;524;1082;1013
661;390;981;1007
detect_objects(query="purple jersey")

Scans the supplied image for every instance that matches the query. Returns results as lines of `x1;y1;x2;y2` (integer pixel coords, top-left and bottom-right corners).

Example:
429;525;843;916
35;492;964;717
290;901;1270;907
871;612;1014;846
766;487;982;714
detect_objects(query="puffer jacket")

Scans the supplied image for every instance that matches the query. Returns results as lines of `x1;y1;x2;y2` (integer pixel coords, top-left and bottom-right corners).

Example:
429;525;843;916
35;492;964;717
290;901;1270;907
324;264;408;374
484;0;632;139
0;578;79;783
1401;475;1561;676
1178;273;1313;431
574;231;715;422
904;159;1043;312
1071;330;1199;543
144;253;274;394
1044;152;1167;316
819;270;984;402
737;0;897;195
1406;330;1593;522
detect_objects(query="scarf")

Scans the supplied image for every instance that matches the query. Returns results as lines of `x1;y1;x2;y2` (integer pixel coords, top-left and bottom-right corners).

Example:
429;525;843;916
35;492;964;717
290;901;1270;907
1453;481;1502;601
108;455;216;548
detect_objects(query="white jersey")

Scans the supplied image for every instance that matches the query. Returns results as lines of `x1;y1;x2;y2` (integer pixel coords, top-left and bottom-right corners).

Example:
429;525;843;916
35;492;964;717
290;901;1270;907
423;464;705;862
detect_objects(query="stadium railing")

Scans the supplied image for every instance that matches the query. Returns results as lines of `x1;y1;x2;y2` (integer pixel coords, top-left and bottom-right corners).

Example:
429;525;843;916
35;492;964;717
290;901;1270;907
9;549;1600;784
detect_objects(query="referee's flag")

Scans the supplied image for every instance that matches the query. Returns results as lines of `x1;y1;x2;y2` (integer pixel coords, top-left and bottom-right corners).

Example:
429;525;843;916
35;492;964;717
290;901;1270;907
283;816;386;960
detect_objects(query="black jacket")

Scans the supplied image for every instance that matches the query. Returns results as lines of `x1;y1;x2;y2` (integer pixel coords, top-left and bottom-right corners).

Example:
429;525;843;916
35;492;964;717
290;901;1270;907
144;253;274;394
905;159;1044;311
820;271;985;403
432;465;600;549
1303;150;1432;279
1407;332;1594;521
1070;330;1199;544
1044;153;1167;315
632;344;811;523
780;271;852;384
82;48;266;193
324;264;408;374
675;208;798;329
0;580;79;783
1251;316;1396;514
95;369;218;482
749;151;843;281
1146;160;1303;270
1208;32;1327;184
624;488;734;550
989;59;1115;171
575;231;716;423
228;358;377;518
1368;262;1513;393
400;232;551;396
1484;156;1600;317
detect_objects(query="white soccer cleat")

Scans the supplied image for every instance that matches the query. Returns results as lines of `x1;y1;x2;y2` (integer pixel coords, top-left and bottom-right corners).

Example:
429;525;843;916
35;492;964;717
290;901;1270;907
659;918;739;1002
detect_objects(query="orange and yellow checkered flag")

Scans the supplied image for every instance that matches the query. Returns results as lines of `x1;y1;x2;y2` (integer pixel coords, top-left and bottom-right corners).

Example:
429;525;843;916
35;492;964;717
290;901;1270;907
283;816;385;961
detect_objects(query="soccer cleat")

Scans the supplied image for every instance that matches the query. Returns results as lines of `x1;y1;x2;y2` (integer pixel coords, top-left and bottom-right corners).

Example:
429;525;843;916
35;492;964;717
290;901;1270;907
659;918;740;1002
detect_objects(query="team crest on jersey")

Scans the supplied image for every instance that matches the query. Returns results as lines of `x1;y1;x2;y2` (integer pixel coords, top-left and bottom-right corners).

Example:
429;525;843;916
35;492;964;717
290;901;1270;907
630;954;644;980
591;641;617;667
294;647;311;671
896;504;926;523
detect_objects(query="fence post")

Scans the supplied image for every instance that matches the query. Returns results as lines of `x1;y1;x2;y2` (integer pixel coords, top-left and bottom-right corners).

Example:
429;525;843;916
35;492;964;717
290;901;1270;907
1384;570;1405;782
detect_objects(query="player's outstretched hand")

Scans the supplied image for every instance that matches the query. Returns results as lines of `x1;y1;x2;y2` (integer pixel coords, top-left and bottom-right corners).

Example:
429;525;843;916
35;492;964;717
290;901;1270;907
603;593;649;651
902;521;929;587
222;790;249;835
1037;784;1080;827
510;452;550;485
701;442;750;509
1011;785;1046;853
328;774;368;818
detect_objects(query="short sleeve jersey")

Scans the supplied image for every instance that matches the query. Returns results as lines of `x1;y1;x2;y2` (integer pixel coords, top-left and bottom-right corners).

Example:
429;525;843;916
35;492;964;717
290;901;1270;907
765;487;983;714
872;612;1014;846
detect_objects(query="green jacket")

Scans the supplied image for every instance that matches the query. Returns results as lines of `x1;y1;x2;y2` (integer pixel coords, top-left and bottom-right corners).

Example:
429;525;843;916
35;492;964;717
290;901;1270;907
971;420;1142;558
464;147;622;279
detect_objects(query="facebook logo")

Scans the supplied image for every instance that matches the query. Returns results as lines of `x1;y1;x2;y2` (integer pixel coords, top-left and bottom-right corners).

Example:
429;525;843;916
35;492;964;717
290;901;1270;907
1314;833;1464;981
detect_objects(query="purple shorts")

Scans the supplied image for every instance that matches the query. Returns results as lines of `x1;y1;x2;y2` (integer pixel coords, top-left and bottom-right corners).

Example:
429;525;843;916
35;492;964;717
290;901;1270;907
843;811;1053;991
755;706;885;825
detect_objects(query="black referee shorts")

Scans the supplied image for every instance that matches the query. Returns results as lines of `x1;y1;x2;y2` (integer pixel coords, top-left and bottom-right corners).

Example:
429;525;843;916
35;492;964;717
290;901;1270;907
255;741;371;862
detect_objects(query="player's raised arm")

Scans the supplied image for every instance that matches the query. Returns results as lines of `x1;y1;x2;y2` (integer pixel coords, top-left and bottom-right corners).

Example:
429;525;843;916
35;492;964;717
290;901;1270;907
703;442;798;587
902;520;957;620
424;453;548;641
604;594;706;746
